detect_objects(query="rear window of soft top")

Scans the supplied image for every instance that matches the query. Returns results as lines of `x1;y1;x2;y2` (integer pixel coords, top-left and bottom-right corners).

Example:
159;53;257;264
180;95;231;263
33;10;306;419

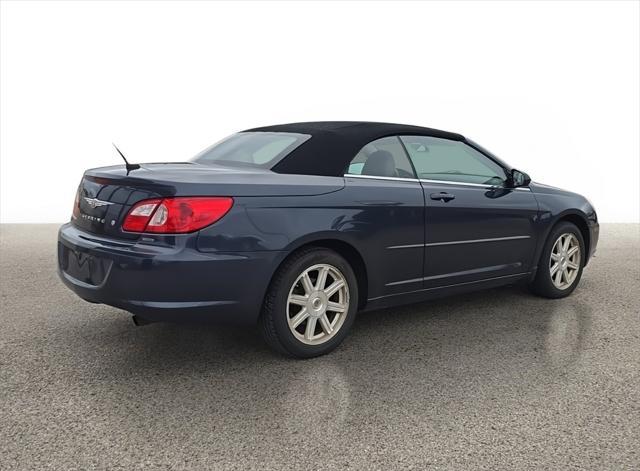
192;132;310;169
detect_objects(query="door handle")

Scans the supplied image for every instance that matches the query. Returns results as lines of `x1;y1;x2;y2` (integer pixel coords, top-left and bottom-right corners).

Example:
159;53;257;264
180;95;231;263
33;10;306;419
430;192;456;202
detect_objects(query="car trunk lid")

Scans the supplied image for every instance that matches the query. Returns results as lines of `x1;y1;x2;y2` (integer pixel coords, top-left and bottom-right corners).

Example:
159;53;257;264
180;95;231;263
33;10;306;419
72;174;166;239
72;162;344;239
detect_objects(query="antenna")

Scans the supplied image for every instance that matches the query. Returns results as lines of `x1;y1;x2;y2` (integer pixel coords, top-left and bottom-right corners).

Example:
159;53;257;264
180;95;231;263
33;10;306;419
112;143;140;173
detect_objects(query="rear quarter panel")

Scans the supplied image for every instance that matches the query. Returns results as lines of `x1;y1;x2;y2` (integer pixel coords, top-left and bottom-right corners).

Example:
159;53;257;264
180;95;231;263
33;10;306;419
196;177;421;302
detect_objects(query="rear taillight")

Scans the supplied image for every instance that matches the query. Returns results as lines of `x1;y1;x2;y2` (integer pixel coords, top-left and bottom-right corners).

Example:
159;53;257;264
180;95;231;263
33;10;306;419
122;197;233;234
122;199;163;232
72;187;81;220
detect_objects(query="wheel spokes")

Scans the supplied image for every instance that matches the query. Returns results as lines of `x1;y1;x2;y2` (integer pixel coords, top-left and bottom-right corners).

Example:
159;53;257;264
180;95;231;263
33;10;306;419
324;280;344;298
549;232;581;290
305;316;317;340
327;301;346;313
319;314;333;335
290;308;309;328
315;266;329;291
554;267;563;285
300;272;314;295
287;263;350;345
567;261;579;270
289;294;308;306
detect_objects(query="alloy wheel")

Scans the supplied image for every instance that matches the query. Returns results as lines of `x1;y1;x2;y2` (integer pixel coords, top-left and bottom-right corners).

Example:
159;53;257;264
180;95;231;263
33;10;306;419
549;233;581;290
286;264;350;345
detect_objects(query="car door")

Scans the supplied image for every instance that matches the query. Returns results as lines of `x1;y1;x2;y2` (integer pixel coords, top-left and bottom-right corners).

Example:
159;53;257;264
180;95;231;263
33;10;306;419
343;136;425;298
399;135;539;289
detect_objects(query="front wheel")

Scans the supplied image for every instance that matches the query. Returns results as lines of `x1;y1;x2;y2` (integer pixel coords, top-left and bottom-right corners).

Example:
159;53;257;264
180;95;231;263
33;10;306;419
259;248;358;358
530;221;585;298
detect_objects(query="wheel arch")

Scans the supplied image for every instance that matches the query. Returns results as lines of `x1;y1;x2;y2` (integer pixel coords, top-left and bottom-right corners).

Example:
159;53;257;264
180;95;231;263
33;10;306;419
554;212;591;262
534;211;591;272
268;235;369;310
529;210;592;283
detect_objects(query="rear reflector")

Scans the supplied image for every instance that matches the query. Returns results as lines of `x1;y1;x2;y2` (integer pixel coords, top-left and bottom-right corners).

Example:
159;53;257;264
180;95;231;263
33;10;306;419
122;197;233;234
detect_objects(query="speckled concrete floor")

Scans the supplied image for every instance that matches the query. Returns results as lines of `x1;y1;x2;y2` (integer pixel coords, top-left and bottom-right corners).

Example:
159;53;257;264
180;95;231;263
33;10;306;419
1;224;638;470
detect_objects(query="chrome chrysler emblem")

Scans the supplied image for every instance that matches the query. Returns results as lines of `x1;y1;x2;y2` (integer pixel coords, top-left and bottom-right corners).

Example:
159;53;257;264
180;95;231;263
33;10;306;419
84;197;114;209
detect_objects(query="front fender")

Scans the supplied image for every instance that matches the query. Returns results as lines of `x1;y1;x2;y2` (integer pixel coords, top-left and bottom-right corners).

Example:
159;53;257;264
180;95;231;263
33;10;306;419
530;185;598;275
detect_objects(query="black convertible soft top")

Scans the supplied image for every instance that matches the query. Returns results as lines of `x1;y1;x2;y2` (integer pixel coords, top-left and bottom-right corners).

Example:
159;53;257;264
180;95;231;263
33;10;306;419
244;121;466;177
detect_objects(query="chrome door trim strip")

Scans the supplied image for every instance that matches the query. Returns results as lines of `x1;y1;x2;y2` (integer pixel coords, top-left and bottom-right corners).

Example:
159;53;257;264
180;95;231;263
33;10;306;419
425;235;531;247
344;174;419;183
385;277;423;287
387;235;530;250
385;262;522;286
387;243;424;249
422;262;522;281
370;272;530;301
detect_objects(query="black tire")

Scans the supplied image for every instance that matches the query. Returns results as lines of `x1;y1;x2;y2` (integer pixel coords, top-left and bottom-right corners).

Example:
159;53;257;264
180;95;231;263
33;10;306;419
530;221;585;299
259;247;358;358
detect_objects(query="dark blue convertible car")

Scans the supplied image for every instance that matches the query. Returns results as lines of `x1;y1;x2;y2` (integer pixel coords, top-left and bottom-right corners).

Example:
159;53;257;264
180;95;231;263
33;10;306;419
58;122;599;357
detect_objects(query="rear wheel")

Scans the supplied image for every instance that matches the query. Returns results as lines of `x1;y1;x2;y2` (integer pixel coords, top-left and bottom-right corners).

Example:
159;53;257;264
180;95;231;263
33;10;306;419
530;221;585;298
260;248;358;358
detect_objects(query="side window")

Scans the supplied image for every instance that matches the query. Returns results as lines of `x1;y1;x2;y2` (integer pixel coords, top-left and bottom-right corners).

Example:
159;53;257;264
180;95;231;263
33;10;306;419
346;136;416;179
399;136;507;185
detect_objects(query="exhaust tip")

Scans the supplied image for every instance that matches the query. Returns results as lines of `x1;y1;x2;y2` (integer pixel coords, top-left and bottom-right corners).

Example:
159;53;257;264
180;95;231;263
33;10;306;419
132;315;154;327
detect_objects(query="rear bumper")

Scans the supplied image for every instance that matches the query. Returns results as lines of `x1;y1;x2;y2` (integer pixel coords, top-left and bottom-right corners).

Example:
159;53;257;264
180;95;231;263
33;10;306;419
57;223;283;325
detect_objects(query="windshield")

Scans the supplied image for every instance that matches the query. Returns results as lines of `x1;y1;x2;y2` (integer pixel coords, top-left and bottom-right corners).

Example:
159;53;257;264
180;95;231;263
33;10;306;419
192;132;311;169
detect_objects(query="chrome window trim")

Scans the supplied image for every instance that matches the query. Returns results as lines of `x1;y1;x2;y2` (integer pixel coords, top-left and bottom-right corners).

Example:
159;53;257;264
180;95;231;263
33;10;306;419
344;174;420;183
344;174;531;191
419;178;489;188
420;178;531;191
387;235;531;250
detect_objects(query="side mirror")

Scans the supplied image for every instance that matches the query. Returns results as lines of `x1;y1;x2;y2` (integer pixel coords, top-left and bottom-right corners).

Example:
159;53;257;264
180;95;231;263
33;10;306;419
508;169;531;188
